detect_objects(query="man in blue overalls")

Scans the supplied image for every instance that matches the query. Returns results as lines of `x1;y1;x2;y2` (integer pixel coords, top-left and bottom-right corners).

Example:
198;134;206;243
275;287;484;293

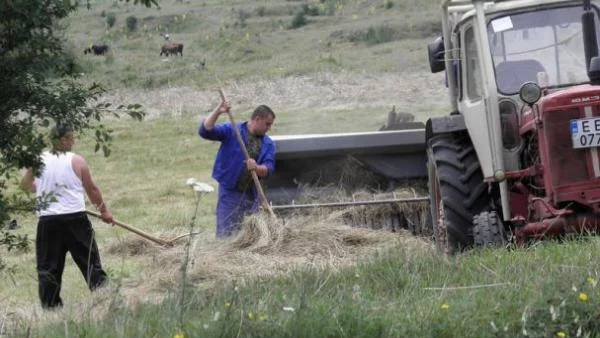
199;100;276;237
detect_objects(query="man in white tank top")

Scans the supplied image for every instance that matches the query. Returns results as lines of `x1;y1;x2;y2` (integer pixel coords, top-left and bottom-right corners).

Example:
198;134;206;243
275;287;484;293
21;125;114;309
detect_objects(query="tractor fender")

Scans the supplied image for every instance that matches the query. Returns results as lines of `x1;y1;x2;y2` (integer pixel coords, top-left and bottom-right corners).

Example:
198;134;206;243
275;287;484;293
425;114;467;145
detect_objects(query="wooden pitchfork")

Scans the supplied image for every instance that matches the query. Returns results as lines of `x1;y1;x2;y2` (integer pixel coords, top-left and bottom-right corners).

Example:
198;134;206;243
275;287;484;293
86;210;173;247
218;89;276;218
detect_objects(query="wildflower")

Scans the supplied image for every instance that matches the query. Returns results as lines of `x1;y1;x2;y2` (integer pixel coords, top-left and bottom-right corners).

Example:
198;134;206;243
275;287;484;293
282;306;295;312
186;178;214;193
258;314;267;321
556;331;566;338
352;284;361;301
247;312;254;320
440;303;449;310
174;332;185;338
193;182;214;193
578;292;588;302
550;305;558;321
587;277;597;287
224;302;231;308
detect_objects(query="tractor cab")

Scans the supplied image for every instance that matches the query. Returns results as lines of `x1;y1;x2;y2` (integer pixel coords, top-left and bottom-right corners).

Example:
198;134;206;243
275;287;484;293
426;0;600;253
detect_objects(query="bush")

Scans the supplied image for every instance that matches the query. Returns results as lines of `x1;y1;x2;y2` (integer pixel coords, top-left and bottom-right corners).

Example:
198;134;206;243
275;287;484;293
256;6;266;17
106;12;117;28
234;9;250;28
302;4;320;16
126;15;138;32
321;0;339;16
289;12;307;29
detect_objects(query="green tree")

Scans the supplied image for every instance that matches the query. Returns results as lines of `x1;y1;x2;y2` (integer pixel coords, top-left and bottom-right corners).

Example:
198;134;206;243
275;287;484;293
0;0;157;268
126;15;138;32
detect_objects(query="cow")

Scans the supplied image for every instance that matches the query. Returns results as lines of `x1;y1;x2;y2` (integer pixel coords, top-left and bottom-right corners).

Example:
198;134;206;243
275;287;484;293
160;43;184;57
84;44;109;55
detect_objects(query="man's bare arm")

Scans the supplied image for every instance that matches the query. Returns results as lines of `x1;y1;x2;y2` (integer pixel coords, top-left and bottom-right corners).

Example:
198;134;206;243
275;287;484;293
72;155;114;223
20;169;36;193
203;100;230;131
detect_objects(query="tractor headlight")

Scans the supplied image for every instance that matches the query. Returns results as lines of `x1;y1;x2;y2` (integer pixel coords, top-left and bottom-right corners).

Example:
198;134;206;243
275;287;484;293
493;169;506;182
519;82;542;105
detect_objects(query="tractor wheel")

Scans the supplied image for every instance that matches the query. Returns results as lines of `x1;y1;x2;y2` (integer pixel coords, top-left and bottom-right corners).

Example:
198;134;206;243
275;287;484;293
473;211;507;247
427;134;490;254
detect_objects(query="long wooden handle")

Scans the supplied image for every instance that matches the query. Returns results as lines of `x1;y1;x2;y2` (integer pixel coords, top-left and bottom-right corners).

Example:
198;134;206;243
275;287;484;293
218;89;276;217
86;210;172;247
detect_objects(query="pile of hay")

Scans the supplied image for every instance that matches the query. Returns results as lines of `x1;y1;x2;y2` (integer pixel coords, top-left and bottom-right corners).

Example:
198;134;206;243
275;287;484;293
110;208;432;299
229;209;394;255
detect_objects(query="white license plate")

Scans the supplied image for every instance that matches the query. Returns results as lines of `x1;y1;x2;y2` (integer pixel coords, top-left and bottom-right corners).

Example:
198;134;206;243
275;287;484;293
571;117;600;149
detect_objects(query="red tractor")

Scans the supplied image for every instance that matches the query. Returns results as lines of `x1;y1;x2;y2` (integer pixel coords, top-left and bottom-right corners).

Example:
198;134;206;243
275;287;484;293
427;0;600;253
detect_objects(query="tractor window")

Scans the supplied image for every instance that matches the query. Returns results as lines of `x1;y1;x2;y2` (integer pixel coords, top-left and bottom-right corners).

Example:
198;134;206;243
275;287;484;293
488;5;600;94
465;27;483;100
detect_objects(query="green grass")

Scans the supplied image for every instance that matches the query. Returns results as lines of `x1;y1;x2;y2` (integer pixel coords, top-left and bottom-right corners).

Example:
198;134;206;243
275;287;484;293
12;239;600;337
3;0;600;337
63;0;439;90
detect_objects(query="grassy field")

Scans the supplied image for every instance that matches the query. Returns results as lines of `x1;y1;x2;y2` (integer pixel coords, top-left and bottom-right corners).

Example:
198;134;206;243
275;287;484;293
2;0;600;337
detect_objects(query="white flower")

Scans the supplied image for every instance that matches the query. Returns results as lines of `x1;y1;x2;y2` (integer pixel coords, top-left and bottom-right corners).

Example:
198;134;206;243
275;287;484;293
186;178;198;186
282;306;295;312
193;182;214;193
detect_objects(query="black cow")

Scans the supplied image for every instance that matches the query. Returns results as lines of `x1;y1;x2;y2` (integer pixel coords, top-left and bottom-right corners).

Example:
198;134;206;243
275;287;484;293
84;44;109;55
160;43;184;57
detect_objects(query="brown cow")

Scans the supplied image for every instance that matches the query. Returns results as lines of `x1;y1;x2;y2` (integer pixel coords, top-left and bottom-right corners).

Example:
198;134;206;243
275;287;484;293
160;43;183;57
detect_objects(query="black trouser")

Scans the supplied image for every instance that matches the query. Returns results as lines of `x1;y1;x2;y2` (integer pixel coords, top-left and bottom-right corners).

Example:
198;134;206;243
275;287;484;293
36;212;107;309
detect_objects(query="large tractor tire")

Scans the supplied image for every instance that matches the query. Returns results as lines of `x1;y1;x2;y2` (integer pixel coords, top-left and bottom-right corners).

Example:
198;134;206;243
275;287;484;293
473;211;507;247
427;134;490;254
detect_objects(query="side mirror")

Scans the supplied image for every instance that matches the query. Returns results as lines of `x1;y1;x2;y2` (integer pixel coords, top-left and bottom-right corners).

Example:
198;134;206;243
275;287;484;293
428;37;445;73
588;56;600;84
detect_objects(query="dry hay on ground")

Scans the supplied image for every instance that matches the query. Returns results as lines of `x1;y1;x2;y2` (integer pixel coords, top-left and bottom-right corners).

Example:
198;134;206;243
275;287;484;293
1;209;432;332
229;210;393;255
117;208;432;302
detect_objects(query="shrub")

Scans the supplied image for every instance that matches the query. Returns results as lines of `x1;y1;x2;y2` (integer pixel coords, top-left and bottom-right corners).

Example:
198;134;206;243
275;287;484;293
106;12;117;28
363;25;396;45
256;6;266;17
321;0;339;16
289;12;307;29
302;4;320;16
234;9;250;28
126;15;138;32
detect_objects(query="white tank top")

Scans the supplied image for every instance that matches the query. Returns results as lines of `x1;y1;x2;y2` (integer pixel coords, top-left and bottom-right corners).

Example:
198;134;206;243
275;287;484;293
35;151;85;216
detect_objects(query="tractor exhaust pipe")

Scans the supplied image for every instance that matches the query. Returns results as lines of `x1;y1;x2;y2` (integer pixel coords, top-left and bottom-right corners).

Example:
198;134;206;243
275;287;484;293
582;0;600;83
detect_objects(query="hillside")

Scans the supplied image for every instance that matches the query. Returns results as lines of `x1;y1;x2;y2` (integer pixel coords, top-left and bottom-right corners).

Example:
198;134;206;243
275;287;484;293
68;0;450;127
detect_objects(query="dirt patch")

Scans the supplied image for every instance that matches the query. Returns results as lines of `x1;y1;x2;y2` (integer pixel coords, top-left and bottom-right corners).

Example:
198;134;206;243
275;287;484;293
101;71;450;121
